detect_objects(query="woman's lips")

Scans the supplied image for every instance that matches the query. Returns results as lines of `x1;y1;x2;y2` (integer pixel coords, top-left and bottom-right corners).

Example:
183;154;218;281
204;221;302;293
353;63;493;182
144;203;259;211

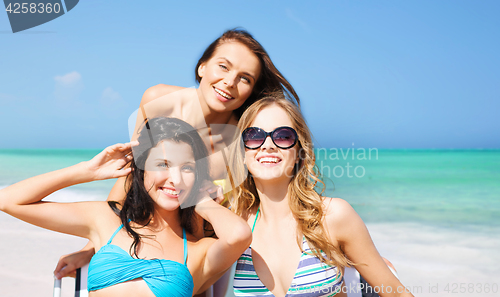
213;86;234;102
159;187;181;198
257;156;282;167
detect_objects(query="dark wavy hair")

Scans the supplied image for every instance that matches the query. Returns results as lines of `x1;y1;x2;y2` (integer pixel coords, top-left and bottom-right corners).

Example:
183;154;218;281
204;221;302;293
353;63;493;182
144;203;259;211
109;117;210;258
195;28;301;118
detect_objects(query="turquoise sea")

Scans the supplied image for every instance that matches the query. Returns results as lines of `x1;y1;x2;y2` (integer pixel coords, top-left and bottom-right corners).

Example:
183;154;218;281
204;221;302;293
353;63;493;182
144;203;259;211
316;149;500;228
1;148;499;227
1;148;499;295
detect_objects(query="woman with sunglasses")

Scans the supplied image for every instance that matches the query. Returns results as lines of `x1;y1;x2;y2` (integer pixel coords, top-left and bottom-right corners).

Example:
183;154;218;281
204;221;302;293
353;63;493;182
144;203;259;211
54;28;301;280
228;93;414;297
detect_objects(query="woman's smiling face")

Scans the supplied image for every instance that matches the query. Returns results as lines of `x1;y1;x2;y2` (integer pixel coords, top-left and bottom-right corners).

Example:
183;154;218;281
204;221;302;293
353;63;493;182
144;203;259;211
197;41;261;114
143;140;196;211
244;104;299;184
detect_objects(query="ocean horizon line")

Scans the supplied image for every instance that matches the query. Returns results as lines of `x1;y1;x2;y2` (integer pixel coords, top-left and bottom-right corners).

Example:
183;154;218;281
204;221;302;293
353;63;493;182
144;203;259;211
1;147;499;152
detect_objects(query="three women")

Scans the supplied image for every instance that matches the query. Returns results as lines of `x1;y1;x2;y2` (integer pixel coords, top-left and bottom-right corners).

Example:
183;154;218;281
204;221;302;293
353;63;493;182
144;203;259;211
1;28;414;297
54;28;300;280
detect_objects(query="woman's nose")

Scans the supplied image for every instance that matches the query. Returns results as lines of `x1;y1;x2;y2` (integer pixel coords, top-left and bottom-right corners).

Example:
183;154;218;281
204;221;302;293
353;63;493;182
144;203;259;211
260;135;276;151
224;73;237;88
167;166;182;185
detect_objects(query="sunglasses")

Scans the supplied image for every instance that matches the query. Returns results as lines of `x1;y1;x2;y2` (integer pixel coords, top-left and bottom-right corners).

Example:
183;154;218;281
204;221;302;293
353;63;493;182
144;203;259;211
242;126;298;150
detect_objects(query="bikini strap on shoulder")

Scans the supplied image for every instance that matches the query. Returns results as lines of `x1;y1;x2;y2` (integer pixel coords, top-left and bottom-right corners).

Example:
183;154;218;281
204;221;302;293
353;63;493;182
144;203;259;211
107;224;124;245
183;228;188;265
251;207;260;233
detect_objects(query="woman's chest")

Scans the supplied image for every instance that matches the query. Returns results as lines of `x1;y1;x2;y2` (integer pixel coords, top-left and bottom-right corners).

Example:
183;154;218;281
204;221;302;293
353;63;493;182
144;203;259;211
249;236;303;296
236;237;344;297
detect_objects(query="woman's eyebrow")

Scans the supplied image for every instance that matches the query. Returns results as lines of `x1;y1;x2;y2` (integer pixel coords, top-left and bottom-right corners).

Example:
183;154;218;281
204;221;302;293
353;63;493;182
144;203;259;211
153;158;196;164
220;57;256;81
153;158;169;162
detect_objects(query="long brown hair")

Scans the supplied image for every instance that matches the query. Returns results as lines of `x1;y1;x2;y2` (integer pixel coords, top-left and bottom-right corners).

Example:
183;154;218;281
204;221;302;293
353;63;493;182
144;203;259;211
195;28;300;118
229;92;353;268
110;117;210;258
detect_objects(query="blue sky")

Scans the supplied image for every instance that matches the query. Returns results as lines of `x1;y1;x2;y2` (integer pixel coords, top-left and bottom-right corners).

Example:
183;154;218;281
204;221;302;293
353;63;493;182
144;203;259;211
1;1;499;149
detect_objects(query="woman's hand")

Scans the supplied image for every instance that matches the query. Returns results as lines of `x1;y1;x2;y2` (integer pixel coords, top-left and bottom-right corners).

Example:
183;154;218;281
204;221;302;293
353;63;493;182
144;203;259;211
83;142;137;181
193;185;252;291
0;142;138;241
198;180;224;204
54;244;95;279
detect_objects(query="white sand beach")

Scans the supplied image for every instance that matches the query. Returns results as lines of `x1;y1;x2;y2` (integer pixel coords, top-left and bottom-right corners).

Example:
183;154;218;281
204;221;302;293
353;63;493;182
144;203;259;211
2;211;499;297
0;211;87;297
367;223;500;297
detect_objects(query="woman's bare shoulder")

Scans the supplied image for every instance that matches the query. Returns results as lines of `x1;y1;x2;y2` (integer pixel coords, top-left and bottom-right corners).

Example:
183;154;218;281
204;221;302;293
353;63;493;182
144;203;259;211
141;84;188;105
323;197;352;214
89;201;121;224
322;197;367;242
322;197;359;225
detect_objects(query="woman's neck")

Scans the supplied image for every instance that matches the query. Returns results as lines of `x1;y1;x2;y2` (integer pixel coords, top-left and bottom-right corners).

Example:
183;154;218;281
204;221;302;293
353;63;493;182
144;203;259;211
196;87;234;124
255;179;293;222
149;208;183;234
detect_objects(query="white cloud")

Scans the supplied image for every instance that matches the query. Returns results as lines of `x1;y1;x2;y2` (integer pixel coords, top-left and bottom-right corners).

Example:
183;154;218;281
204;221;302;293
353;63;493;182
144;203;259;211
101;87;122;104
100;87;127;117
54;71;82;85
54;71;84;102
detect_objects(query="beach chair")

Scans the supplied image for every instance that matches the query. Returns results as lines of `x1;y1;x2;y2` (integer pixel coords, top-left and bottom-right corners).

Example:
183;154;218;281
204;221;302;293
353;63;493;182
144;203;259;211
53;264;89;297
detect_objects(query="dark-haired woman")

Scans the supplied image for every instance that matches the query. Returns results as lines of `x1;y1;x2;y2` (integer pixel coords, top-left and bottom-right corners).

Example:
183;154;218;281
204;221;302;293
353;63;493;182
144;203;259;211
0;117;252;297
54;28;302;281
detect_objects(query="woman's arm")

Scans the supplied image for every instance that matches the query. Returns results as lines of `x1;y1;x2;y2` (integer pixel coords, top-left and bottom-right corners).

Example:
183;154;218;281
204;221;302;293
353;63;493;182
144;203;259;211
131;84;185;141
0;143;134;239
195;187;252;289
54;242;95;279
324;198;414;297
53;84;184;278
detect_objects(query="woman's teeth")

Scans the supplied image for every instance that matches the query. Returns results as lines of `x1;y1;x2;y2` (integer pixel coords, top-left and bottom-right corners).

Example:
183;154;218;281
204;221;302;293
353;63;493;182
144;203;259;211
161;188;179;196
214;87;233;99
259;157;280;164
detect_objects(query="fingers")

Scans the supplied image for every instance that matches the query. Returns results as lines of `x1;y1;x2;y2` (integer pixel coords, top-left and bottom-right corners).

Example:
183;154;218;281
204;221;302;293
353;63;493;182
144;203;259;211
54;259;76;279
114;167;132;178
214;186;225;204
53;258;67;279
106;141;139;155
199;182;223;201
121;153;134;166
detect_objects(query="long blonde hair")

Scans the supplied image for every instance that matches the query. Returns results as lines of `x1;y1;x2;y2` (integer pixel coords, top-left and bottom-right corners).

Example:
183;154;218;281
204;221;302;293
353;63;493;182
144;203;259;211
229;92;353;268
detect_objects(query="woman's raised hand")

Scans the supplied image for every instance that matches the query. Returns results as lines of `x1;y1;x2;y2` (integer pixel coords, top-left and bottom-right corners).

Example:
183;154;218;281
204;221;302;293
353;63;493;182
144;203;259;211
197;180;224;205
84;142;138;181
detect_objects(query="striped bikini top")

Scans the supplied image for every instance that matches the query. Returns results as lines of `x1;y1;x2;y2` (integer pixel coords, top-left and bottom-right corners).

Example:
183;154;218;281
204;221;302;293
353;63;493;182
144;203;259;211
88;224;194;297
233;208;344;296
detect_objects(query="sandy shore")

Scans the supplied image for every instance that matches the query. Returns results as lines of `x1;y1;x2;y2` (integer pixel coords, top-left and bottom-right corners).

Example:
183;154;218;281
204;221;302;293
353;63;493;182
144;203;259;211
1;211;499;297
0;212;87;297
367;223;500;297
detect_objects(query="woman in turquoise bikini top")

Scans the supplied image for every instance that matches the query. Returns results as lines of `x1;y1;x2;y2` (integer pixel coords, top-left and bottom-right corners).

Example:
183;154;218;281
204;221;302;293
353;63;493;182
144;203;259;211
88;224;193;296
229;94;414;297
0;117;251;297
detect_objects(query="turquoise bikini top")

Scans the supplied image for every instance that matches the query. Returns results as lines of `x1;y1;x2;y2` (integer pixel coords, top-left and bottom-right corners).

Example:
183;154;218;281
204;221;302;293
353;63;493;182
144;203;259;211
88;224;194;297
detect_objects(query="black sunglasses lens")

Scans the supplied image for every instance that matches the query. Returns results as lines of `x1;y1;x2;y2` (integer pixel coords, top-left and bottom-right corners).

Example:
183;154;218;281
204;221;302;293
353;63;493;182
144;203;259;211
243;128;266;149
272;127;297;148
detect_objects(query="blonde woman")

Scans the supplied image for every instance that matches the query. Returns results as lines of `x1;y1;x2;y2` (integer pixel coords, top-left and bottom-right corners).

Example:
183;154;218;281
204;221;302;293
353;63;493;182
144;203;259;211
228;93;414;297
